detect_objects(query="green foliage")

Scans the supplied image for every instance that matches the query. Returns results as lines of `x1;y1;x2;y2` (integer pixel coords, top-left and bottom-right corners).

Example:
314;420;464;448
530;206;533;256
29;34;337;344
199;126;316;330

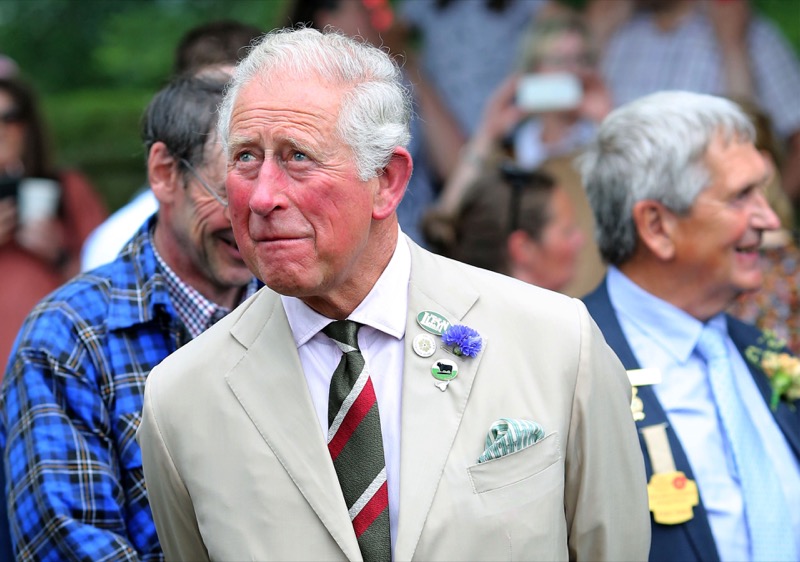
755;0;800;54
0;0;123;92
92;1;289;89
0;0;290;212
93;4;185;90
44;88;153;212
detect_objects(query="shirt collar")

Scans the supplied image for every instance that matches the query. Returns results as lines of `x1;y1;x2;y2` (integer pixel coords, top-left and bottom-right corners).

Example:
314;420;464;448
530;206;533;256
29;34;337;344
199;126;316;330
607;266;728;363
105;216;173;331
283;229;411;347
152;237;259;339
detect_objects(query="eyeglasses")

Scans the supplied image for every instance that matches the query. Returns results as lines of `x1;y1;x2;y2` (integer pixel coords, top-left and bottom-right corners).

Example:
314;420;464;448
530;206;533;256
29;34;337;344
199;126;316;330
500;163;537;233
0;109;22;124
499;162;553;235
180;158;228;207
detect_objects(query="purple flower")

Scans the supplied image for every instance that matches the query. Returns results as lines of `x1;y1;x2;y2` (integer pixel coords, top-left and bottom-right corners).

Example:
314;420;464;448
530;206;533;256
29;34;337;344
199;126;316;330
442;325;483;358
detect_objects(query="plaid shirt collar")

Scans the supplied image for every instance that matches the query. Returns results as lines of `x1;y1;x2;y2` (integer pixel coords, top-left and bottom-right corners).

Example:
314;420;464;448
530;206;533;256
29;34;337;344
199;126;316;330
151;234;258;339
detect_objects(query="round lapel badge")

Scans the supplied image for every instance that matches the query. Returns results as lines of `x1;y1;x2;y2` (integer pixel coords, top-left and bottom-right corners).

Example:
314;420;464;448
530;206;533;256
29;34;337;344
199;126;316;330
413;333;437;358
431;358;458;382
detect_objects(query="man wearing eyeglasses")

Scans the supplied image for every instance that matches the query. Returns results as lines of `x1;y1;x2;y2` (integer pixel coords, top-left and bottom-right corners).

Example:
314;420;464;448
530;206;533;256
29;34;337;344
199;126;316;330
0;74;259;561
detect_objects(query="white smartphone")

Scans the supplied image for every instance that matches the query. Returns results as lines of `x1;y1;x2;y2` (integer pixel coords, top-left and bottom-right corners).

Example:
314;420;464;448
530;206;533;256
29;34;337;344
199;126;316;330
516;72;582;113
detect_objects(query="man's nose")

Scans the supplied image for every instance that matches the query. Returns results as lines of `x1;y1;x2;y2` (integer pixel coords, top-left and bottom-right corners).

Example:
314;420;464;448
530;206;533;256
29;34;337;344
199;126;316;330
249;160;287;215
752;190;781;231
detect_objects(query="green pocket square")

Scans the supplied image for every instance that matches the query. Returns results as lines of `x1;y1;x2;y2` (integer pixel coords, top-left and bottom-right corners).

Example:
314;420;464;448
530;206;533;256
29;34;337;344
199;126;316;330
477;418;545;464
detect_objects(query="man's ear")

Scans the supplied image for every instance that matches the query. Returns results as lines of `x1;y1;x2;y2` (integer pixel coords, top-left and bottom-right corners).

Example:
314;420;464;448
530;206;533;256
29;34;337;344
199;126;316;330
372;147;413;221
507;229;538;267
632;199;677;260
148;141;181;205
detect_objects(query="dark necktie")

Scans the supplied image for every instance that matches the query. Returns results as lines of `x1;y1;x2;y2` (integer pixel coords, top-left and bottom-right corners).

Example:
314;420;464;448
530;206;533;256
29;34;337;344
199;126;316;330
323;320;391;562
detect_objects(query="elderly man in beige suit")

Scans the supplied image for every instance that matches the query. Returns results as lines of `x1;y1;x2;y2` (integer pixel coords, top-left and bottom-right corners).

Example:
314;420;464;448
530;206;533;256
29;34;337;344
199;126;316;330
137;27;650;562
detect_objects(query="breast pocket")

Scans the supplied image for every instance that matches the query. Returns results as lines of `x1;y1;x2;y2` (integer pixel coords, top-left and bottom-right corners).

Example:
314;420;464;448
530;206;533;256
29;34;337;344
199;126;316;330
439;432;567;560
467;431;561;494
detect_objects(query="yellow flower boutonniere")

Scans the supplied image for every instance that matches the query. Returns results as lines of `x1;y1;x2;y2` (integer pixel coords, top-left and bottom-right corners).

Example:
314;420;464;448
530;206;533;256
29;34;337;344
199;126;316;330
745;331;800;411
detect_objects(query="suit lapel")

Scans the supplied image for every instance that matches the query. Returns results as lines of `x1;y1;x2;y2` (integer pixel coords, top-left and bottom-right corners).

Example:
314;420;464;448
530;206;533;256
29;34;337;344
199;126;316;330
584;279;720;562
225;291;362;561
394;242;483;561
727;317;800;460
583;280;639;370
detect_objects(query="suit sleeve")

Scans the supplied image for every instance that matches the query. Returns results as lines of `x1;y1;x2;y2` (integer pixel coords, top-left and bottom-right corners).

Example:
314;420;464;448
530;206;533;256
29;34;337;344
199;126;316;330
137;369;209;562
564;299;651;561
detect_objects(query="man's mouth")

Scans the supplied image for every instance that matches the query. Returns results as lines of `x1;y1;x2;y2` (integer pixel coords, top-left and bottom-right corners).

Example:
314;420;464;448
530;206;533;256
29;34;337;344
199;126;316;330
218;231;239;250
735;241;761;253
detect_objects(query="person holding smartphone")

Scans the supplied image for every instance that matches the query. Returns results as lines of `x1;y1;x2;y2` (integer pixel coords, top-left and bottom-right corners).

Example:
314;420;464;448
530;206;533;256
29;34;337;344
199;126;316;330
0;77;107;368
510;13;611;170
424;11;609;297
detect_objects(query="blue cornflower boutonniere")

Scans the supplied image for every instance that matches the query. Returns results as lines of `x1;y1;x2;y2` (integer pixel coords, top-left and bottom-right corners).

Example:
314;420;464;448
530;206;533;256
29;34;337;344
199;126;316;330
441;324;483;358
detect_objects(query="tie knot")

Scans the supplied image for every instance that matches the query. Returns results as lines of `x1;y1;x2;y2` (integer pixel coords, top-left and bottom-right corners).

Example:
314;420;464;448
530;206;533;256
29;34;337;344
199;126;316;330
696;323;728;363
322;320;361;350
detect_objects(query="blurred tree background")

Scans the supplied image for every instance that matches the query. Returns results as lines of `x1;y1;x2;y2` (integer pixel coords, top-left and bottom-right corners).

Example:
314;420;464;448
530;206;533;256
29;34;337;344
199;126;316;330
0;0;798;213
0;0;291;212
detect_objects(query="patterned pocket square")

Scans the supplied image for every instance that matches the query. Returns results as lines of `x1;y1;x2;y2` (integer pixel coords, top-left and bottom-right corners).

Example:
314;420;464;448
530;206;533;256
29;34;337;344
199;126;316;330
477;418;545;464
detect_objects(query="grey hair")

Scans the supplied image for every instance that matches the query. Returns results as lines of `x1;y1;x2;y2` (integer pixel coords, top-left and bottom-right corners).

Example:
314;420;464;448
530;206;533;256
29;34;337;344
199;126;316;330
217;27;411;181
142;74;227;168
577;90;754;266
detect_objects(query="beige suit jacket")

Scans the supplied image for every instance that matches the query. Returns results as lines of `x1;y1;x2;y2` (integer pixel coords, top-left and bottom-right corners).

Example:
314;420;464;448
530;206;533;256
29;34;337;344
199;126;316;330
137;238;650;561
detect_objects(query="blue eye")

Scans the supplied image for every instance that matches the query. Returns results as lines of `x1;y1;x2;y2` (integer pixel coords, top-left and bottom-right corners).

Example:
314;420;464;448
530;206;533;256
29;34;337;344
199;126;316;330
291;152;308;162
238;152;255;162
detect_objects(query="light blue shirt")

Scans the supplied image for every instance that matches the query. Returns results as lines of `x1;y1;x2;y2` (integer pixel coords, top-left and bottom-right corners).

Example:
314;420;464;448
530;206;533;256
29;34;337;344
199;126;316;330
607;266;800;562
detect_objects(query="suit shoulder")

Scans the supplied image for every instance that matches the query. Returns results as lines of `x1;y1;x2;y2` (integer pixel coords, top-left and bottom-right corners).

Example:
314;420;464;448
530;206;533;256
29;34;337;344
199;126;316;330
726;314;765;342
417;245;575;309
448;254;579;321
413;247;588;352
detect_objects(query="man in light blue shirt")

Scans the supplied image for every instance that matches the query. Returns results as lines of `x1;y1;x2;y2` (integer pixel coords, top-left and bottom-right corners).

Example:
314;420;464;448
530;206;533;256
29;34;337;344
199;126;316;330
580;90;800;562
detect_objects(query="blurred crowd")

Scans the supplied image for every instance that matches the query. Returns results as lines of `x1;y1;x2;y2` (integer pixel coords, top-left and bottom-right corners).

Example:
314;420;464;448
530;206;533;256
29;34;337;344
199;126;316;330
2;0;799;363
399;0;800;350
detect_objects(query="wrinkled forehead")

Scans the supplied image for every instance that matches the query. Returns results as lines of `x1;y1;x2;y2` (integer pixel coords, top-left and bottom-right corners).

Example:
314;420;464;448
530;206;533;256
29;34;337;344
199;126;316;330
226;67;350;137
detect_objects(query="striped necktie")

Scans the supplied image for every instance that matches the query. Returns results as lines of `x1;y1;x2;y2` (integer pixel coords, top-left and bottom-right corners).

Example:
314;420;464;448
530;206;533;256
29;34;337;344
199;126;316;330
323;320;391;562
696;324;797;562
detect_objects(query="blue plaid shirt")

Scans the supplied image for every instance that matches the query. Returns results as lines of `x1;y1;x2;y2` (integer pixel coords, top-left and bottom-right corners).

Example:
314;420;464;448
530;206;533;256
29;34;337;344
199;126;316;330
2;216;201;561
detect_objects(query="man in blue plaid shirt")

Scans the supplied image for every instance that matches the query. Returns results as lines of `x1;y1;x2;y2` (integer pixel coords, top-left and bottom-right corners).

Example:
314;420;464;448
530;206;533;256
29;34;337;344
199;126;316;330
0;74;259;561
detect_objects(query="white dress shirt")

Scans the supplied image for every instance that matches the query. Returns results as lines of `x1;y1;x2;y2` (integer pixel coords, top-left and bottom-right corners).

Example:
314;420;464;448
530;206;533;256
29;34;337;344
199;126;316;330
607;266;800;561
282;231;409;556
81;188;158;271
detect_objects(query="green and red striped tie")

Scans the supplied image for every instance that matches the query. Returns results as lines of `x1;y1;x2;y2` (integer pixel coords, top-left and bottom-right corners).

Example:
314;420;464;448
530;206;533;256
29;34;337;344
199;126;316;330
323;320;391;562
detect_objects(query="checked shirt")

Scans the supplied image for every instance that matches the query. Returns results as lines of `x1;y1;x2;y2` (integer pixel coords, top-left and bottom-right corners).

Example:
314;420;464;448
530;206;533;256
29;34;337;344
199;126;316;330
2;216;191;561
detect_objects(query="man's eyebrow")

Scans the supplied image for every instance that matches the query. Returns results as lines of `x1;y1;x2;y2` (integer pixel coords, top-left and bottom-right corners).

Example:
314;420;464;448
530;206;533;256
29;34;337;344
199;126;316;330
227;134;254;153
287;137;311;151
